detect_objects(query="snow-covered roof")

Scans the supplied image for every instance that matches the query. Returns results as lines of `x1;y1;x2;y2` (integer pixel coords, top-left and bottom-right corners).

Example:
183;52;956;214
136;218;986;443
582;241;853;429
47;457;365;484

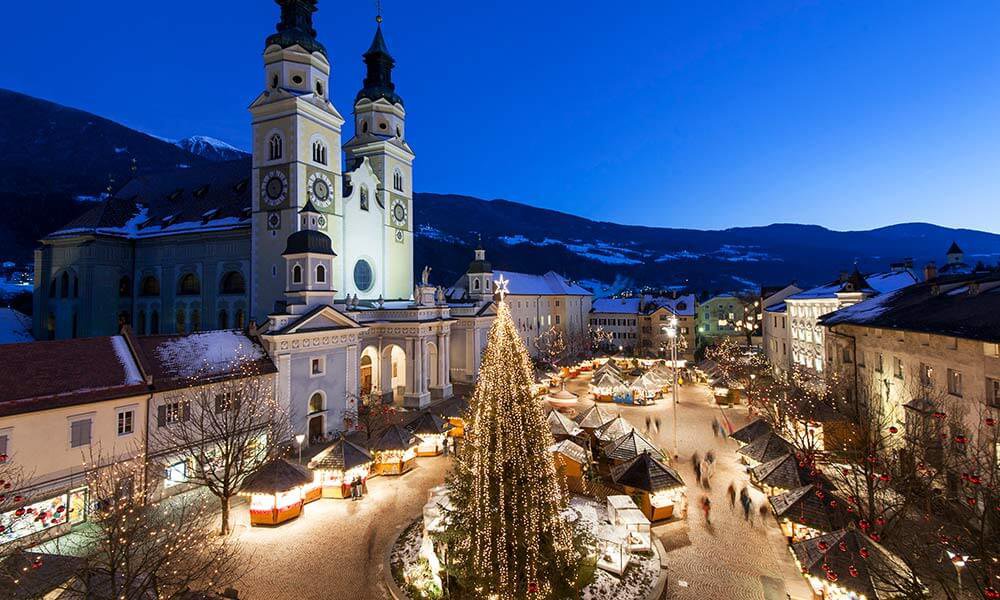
0;308;33;345
491;270;591;296
139;330;271;383
764;302;786;314
788;270;917;301
591;294;696;317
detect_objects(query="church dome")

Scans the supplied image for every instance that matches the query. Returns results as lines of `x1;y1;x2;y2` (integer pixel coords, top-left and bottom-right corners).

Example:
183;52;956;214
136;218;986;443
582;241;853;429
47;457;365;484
283;229;336;256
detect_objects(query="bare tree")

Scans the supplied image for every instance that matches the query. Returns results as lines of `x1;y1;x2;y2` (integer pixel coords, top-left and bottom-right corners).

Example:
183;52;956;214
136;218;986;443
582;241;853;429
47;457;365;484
728;295;763;347
534;325;568;372
344;390;398;443
151;362;286;535
588;324;613;355
0;454;33;588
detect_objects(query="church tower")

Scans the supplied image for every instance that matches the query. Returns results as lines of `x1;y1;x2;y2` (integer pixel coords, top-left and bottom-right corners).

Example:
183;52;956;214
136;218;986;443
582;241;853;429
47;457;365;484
282;201;338;309
250;0;345;321
343;15;415;300
466;240;494;302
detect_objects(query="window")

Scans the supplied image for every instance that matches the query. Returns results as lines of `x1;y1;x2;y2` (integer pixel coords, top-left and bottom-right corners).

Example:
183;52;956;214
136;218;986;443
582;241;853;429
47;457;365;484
150;310;159;334
271;74;279;89
215;392;242;414
308;392;324;413
947;369;963;396
893;357;904;379
157;401;188;427
920;363;933;386
178;274;201;296
70;419;92;448
292;264;303;284
137;311;146;335
362;120;368;133
311;357;325;376
234;309;245;330
118;276;132;298
473;279;480;291
220;271;246;295
985;343;1000;358
140;276;160;297
117;408;135;436
353;259;374;292
312;140;328;165
555;315;561;325
49;279;56;297
218;309;228;329
269;134;283;161
875;353;884;373
315;80;324;96
175;308;185;334
842;347;853;364
190;308;201;333
360;186;369;211
0;432;8;456
60;272;69;298
989;378;1000;408
164;460;187;488
316;264;326;283
393;170;403;192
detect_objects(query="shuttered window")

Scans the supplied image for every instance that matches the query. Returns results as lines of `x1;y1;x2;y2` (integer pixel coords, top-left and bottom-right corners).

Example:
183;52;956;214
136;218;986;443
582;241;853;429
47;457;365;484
70;420;92;448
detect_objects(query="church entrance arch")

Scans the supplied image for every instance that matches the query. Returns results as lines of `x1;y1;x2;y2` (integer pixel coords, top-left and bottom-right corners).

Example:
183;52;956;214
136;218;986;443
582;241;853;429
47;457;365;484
380;344;407;405
427;341;439;389
360;345;379;397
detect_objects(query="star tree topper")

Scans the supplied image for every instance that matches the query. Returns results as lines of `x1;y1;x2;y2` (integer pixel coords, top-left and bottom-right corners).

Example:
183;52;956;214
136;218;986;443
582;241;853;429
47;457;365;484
494;274;510;303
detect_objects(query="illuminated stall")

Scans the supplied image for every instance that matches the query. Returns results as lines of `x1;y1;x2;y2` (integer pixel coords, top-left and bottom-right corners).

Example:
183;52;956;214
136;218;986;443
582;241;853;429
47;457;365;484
432;396;468;439
790;526;921;600
593;523;630;575
371;424;421;475
610;451;686;522
548;409;584;441
769;484;846;542
240;458;314;526
307;437;373;499
602;429;662;467
545;387;579;409
589;371;626;402
407;412;453;457
729;418;774;448
750;452;814;496
574;402;615;434
594;415;634;445
549;439;589;491
736;431;795;468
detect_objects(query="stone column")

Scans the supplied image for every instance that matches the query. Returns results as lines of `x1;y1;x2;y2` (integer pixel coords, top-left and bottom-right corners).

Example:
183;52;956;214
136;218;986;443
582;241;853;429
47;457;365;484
403;335;431;408
430;330;453;400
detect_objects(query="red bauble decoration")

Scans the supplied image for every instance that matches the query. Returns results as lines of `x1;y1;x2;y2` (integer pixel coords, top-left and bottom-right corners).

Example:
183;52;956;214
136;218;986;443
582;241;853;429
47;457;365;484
888;426;898;434
859;547;870;559
842;468;850;476
967;497;977;506
984;587;999;599
869;533;881;542
875;517;885;527
859;519;870;530
986;418;997;427
826;571;839;582
830;500;838;508
849;565;859;577
838;541;848;552
879;474;890;482
818;541;829;551
954;435;968;444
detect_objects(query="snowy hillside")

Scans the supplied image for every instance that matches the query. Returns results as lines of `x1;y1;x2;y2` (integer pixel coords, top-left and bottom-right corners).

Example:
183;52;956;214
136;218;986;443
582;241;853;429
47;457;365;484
175;136;249;162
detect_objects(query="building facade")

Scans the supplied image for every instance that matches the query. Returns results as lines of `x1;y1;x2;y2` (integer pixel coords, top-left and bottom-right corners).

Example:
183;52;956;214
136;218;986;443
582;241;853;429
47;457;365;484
697;294;745;341
589;295;697;359
760;283;802;374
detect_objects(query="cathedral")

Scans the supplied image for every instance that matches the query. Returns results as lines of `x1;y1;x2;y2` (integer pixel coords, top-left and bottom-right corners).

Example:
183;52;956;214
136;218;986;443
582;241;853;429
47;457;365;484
30;0;494;442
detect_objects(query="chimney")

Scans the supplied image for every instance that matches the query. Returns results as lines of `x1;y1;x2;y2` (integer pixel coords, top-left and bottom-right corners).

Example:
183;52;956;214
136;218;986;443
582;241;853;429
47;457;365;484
923;261;937;281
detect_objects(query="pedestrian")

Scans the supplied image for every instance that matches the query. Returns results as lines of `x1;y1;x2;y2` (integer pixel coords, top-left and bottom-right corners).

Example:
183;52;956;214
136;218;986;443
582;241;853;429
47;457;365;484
759;502;770;522
740;487;752;521
349;477;358;500
711;418;720;438
443;436;450;456
700;495;712;523
645;416;652;433
654;417;661;434
692;453;702;483
727;482;737;508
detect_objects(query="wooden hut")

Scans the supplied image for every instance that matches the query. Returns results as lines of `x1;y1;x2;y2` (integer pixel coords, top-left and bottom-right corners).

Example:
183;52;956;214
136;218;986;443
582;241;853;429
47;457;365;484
590;370;626;401
790;526;922;600
548;409;584;441
769;484;847;542
602;429;662;466
371;424;421;475
431;396;468;439
549;439;589;491
750;453;812;496
240;458;314;526
610;451;686;522
594;415;634;445
308;437;374;499
574;402;615;432
736;431;795;467
729;418;772;446
407;412;453;456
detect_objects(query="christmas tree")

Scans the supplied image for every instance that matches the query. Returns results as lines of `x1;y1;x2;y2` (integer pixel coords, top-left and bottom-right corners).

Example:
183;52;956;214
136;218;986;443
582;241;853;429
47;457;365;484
444;283;577;599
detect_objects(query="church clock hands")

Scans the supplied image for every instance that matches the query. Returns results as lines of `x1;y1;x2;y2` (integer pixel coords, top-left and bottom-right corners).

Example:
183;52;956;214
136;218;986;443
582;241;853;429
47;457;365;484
308;173;333;208
261;171;288;208
391;199;408;226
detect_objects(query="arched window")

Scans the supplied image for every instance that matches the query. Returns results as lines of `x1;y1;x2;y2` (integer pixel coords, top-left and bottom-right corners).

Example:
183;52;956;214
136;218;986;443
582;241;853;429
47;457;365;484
175;308;186;334
178;273;200;296
150;310;160;334
308;392;324;414
393;170;403;192
362;120;368;133
268;134;283;161
72;275;79;298
137;311;146;335
218;309;229;330
60;272;69;298
71;312;78;338
49;279;56;298
190;308;201;333
118;276;132;298
473;279;480;291
312;140;327;165
359;186;369;211
234;309;245;330
220;271;246;295
292;265;303;284
316;264;326;284
140;276;160;297
315;80;324;96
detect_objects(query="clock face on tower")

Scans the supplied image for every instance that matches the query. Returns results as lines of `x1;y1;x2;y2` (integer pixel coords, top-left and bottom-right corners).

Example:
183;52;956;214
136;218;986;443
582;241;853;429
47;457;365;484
391;199;408;226
308;173;333;208
261;171;288;208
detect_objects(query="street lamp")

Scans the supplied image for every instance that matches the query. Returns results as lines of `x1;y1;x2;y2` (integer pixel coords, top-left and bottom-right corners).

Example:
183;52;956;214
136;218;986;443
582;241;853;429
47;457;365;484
663;319;679;459
295;433;306;464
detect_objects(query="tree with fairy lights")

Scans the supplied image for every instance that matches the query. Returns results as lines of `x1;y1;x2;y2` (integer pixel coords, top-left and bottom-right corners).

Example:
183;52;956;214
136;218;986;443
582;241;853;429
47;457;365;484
443;276;579;598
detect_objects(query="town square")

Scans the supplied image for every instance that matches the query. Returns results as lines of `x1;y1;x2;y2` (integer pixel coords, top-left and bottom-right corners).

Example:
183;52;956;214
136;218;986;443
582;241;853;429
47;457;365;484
0;1;998;599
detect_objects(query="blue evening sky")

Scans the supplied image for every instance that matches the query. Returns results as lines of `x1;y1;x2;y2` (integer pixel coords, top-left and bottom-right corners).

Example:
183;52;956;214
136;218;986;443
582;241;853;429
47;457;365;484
5;1;1000;231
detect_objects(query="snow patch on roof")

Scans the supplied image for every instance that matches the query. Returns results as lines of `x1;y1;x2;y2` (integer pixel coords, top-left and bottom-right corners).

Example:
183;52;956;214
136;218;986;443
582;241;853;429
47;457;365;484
153;331;265;379
493;270;591;296
111;335;143;385
0;308;33;345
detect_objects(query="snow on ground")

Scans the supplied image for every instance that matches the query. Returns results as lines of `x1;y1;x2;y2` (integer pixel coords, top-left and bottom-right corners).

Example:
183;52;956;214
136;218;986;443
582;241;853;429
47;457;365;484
655;250;702;262
0;308;33;344
730;274;757;291
578;275;633;299
714;244;779;262
415;224;462;245
0;277;31;299
499;236;645;266
153;330;264;378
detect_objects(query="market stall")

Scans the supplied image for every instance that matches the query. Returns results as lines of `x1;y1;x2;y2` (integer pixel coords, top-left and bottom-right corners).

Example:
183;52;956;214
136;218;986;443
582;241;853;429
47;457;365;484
545;387;579;409
371;424;422;475
602;429;662;466
736;431;795;468
594;415;634;445
593;523;630;575
616;507;652;552
549;439;589;491
240;458;314;526
729;418;773;447
431;396;468;439
548;408;584;441
590;370;626;402
769;484;847;542
407;412;453;456
307;437;373;499
610;451;686;522
574;402;615;433
750;452;814;496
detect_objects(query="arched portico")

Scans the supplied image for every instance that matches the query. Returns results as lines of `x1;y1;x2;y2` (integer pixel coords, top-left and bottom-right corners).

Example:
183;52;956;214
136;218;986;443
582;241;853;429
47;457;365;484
380;344;407;405
360;345;380;397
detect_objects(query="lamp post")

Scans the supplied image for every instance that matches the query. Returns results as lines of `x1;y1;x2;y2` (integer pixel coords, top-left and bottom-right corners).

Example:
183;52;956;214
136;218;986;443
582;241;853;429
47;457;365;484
663;316;679;459
295;433;306;464
946;550;969;593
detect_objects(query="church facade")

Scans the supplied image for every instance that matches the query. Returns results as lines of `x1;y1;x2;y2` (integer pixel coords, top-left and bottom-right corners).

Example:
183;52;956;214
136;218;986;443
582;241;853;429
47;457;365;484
31;0;494;444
